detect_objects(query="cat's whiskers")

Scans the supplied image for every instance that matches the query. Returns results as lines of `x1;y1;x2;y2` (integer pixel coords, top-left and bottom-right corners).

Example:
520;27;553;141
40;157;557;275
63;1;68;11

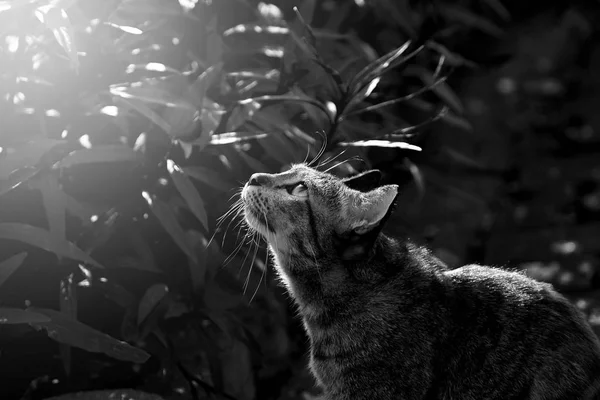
316;149;347;169
307;131;328;167
322;156;364;174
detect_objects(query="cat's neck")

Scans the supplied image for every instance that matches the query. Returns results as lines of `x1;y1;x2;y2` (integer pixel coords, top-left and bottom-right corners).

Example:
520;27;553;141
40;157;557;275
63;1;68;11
271;234;417;320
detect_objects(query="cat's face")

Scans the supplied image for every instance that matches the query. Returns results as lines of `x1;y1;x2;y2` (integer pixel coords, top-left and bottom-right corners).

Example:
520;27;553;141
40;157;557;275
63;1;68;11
241;164;398;264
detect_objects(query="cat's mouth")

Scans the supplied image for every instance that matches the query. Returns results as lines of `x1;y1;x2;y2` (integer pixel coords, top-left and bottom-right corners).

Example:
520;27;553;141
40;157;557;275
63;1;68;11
244;203;275;234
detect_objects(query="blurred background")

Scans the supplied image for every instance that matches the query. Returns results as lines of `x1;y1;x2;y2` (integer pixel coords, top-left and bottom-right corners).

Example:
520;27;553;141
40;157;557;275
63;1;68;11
1;0;600;399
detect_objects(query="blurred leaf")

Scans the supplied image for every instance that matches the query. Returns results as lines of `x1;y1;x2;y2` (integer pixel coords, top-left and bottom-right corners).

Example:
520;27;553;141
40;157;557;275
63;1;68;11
427;42;477;68
55;145;141;168
0;139;65;180
119;97;172;133
35;5;79;70
210;132;268;145
183;166;235;192
137;284;168;325
405;66;462;113
126;62;181;75
167;159;208;230
105;22;143;35
28;307;150;363
240;95;332;123
33;172;66;261
109;80;196;111
0;168;39;198
440;5;503;37
404;158;425;198
59;274;77;376
338;140;422;151
483;0;511;21
223;24;289;36
0;307;50;324
187;63;223;109
0;223;103;268
0;252;28;288
142;192;197;263
407;99;472;131
127;228;160;273
186;230;207;292
226;100;262;132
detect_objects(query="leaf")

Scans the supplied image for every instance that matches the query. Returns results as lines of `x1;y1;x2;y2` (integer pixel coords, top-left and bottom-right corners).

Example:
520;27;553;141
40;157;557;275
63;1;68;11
0;307;50;324
109;81;196;111
142;192;197;263
440;5;504;37
28;307;150;363
187;63;223;109
119;97;172;133
59;274;77;376
0;223;103;268
137;284;168;325
337;140;422;151
32;172;66;260
410;67;463;113
182;166;235;192
55;145;141;168
104;21;142;35
210;132;268;145
0;139;65;180
35;5;78;70
167;160;208;230
0;252;27;288
404;158;425;198
185;230;207;292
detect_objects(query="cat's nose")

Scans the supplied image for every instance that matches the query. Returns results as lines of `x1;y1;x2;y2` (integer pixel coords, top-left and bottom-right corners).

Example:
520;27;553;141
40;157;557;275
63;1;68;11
248;173;269;187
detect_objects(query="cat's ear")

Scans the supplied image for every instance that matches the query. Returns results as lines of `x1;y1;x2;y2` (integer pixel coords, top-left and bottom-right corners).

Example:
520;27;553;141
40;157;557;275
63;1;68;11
336;184;399;261
342;170;382;192
351;184;398;234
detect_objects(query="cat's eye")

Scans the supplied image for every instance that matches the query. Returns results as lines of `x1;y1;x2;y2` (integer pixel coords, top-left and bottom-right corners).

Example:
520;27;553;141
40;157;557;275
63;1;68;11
286;182;308;197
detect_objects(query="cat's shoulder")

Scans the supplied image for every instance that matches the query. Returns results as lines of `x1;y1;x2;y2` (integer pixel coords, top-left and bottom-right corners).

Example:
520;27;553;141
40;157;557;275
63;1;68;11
443;263;553;295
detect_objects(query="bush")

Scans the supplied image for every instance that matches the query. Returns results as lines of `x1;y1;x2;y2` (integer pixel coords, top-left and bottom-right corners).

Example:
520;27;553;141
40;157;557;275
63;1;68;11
0;0;504;398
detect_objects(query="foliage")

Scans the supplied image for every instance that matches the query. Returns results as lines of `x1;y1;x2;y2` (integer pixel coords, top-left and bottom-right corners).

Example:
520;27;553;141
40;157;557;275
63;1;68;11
0;0;506;398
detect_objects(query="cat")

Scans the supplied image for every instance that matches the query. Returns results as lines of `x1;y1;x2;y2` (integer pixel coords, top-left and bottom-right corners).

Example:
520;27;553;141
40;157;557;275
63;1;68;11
240;163;600;400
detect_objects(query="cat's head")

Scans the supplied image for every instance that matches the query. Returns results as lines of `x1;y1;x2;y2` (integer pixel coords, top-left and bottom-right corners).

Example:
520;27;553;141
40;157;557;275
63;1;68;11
241;164;398;264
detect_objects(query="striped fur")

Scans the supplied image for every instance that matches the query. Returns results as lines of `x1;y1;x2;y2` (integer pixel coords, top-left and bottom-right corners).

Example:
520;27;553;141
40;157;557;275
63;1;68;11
241;164;600;400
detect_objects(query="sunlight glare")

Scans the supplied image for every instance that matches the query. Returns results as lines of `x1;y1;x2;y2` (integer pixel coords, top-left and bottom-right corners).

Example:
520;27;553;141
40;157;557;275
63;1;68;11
179;0;198;10
142;191;153;206
79;134;92;149
6;35;18;53
45;109;60;117
258;3;283;20
100;105;119;116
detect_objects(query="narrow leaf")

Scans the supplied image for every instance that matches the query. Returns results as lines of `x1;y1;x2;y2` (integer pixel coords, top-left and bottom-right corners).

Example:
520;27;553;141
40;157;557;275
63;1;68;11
33;172;66;260
0;252;27;288
59;274;77;376
167;160;208;230
35;6;78;70
0;307;50;324
0;223;103;268
137;284;168;325
182;166;235;192
118;97;171;133
28;307;150;363
55;145;140;168
338;140;422;151
210;132;268;145
0;139;65;180
142;192;197;263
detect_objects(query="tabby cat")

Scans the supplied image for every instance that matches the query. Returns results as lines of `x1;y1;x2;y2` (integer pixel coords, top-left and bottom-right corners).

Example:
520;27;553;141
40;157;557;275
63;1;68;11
241;163;600;400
